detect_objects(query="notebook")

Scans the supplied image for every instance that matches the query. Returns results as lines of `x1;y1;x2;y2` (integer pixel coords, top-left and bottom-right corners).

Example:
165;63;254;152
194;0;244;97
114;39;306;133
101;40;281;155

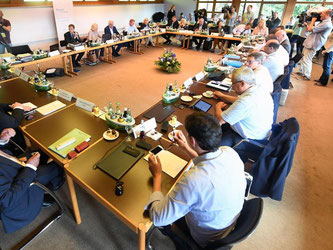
36;100;66;116
143;104;175;123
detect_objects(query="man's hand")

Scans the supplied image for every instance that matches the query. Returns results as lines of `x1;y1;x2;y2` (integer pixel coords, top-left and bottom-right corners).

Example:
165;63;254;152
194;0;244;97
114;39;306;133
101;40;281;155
0;128;16;141
311;17;317;23
213;91;225;100
10;102;32;112
215;102;227;125
148;154;162;178
174;130;189;151
27;152;40;168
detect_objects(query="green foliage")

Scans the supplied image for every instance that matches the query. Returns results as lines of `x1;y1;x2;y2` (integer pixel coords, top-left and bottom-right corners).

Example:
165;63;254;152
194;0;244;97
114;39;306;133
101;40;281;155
155;49;181;73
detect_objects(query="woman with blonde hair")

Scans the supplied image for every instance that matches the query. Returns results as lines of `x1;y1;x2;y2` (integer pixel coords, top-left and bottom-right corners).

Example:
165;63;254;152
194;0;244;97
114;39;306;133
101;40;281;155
176;18;188;46
88;23;104;61
252;19;268;37
140;17;155;47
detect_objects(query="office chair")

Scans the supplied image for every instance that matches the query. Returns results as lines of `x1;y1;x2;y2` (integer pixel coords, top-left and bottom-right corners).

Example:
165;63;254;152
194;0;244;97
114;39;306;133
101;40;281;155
0;182;64;250
234;117;300;201
271;73;285;124
281;60;295;89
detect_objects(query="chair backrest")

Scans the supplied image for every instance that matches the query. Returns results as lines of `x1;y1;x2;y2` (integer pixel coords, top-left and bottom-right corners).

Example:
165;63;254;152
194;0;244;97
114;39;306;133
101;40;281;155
10;45;32;55
281;60;295;89
50;43;59;52
60;40;67;47
205;198;264;249
250;117;300;200
271;74;284;124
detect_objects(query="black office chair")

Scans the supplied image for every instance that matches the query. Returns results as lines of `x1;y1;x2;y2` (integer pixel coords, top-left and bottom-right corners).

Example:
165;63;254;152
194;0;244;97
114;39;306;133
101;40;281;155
0;182;64;249
271;73;285;124
10;45;33;56
281;60;295;89
60;40;67;47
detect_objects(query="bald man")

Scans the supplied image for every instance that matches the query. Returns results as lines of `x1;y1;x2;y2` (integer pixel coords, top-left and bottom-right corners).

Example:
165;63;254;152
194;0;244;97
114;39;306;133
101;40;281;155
276;30;291;54
262;40;284;82
0;10;11;54
104;20;122;57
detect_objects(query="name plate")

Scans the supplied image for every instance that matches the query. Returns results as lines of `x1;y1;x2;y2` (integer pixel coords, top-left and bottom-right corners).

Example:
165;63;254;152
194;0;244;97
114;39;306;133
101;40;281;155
19;72;30;82
14;67;22;76
49;50;60;57
74;45;85;51
106;39;114;44
58;89;74;102
183;77;193;88
76;97;95;112
194;71;204;81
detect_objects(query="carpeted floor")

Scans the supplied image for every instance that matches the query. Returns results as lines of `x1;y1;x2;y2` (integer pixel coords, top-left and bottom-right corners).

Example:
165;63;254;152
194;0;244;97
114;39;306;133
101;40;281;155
0;43;332;250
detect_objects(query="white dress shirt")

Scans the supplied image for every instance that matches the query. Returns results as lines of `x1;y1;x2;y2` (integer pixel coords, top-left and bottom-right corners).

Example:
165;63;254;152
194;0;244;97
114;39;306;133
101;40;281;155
263;51;285;82
254;65;274;93
232;24;251;35
222;85;274;140
126;24;139;33
146;147;246;248
277;45;289;67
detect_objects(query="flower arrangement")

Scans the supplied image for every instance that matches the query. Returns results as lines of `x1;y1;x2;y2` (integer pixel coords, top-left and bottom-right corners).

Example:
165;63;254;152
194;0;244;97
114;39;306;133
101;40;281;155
155;49;181;73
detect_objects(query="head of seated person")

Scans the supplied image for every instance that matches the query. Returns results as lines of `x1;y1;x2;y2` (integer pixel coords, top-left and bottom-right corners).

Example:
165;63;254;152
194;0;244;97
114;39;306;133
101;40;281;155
245;22;252;31
68;24;75;33
265;34;277;42
171;15;177;23
179;18;187;27
185;112;222;154
246;52;264;70
108;20;114;28
231;66;256;95
143;17;149;26
263;40;280;55
91;23;98;32
129;18;136;27
275;30;287;43
198;17;205;26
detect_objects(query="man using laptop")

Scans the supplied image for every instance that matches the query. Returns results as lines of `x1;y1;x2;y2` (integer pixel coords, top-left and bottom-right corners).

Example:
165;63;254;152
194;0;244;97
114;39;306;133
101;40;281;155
146;112;246;248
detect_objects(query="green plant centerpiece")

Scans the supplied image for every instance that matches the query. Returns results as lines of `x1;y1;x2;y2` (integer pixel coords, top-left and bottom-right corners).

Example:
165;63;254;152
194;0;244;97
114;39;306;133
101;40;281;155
30;71;53;91
162;81;180;104
204;58;217;72
105;102;135;131
155;49;181;73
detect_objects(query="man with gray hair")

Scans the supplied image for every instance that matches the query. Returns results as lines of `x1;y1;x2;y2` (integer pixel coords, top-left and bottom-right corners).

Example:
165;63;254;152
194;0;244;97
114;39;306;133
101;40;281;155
214;66;274;147
298;9;333;80
276;30;291;54
246;52;273;93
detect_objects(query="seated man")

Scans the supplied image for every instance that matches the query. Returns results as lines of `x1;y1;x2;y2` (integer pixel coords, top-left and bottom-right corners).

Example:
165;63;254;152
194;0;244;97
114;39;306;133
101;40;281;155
104;20;123;57
125;18;139;49
0;130;64;234
214;66;274;147
64;24;84;67
275;30;291;54
262;40;285;81
162;15;179;45
146;112;246;249
265;35;289;66
191;18;208;50
246;52;273;93
0;102;31;155
232;22;252;36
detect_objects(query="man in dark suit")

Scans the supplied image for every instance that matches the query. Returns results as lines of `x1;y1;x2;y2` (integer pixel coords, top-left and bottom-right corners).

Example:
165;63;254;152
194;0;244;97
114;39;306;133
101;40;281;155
267;12;281;32
0;102;31;155
104;20;123;57
162;16;179;44
0;146;64;233
64;24;84;67
191;18;208;50
276;30;291;54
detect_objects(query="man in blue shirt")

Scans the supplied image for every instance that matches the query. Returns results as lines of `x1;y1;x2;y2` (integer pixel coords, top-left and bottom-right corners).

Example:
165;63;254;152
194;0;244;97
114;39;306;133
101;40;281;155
146;112;246;249
298;9;333;80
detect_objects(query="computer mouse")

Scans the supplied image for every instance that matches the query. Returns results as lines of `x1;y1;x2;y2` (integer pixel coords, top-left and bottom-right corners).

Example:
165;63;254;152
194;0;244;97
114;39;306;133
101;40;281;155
115;181;124;196
26;115;34;120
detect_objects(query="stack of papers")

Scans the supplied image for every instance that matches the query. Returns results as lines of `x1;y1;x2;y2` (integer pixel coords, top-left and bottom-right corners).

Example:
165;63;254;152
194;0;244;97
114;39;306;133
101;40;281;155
36;100;66;116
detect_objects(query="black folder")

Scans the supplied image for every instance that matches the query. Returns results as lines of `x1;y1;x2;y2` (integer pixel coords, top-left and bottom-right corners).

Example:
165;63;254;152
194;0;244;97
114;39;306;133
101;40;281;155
143;104;175;123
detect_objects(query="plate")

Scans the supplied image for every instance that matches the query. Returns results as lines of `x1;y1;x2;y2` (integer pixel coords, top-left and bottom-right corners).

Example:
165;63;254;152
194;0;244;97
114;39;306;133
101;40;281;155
168;130;180;141
103;130;119;141
203;91;213;98
181;96;193;102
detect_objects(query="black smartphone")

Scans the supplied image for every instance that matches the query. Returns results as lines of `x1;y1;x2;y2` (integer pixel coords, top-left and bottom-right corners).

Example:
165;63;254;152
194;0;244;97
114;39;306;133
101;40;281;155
161;121;169;133
151;145;163;155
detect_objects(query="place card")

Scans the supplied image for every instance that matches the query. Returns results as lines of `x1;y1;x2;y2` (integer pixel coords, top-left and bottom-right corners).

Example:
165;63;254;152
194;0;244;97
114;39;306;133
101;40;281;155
75;97;95;112
132;118;157;139
74;45;85;51
194;71;204;81
14;67;22;76
49;50;60;57
183;77;193;88
19;72;30;82
58;89;74;102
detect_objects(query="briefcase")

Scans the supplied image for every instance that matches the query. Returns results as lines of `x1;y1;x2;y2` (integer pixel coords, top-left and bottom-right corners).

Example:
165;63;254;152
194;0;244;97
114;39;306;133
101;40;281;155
87;51;97;63
203;40;212;51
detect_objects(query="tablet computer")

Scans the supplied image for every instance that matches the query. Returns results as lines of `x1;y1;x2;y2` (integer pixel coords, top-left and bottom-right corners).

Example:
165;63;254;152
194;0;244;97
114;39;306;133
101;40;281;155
193;100;212;112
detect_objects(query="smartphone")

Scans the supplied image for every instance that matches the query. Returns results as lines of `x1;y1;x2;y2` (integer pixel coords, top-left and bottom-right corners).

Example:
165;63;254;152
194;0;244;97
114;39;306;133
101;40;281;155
150;145;163;155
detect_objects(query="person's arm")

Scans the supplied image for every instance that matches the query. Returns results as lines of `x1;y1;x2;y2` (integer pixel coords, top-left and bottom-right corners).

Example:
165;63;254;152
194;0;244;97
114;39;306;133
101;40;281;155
213;91;238;104
214;102;228;125
1;20;11;32
0;106;24;129
311;19;331;33
174;131;198;159
306;17;317;32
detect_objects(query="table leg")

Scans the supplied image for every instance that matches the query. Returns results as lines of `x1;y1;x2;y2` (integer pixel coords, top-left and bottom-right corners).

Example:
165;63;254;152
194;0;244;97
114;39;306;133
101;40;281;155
138;223;146;250
62;56;73;77
66;173;81;224
220;40;229;56
187;37;190;50
155;35;163;48
68;55;78;75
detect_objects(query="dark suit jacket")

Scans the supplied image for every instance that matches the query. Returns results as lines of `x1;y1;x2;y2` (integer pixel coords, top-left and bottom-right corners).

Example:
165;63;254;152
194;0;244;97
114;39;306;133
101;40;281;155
194;22;208;31
64;31;82;46
167;10;176;21
267;17;281;31
104;26;120;36
281;39;291;54
168;20;179;29
0;103;24;131
0;155;43;233
140;23;150;30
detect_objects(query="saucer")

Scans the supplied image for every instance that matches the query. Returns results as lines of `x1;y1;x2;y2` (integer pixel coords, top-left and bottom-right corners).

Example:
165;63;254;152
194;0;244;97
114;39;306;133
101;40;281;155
103;130;119;141
203;91;213;98
181;96;193;102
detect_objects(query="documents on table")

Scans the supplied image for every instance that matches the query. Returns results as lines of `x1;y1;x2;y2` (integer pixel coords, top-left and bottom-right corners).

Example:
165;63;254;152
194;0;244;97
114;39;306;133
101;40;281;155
23;102;37;110
36;100;66;116
144;150;188;178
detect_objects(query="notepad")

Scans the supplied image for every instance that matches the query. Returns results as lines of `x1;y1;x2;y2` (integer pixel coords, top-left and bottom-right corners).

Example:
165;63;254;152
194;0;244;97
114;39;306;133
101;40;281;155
36;100;66;116
23;102;37;110
48;128;91;158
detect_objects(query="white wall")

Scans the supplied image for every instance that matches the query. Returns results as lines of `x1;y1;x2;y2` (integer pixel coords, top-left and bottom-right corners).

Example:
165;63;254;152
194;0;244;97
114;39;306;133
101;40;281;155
1;3;164;50
164;0;197;18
